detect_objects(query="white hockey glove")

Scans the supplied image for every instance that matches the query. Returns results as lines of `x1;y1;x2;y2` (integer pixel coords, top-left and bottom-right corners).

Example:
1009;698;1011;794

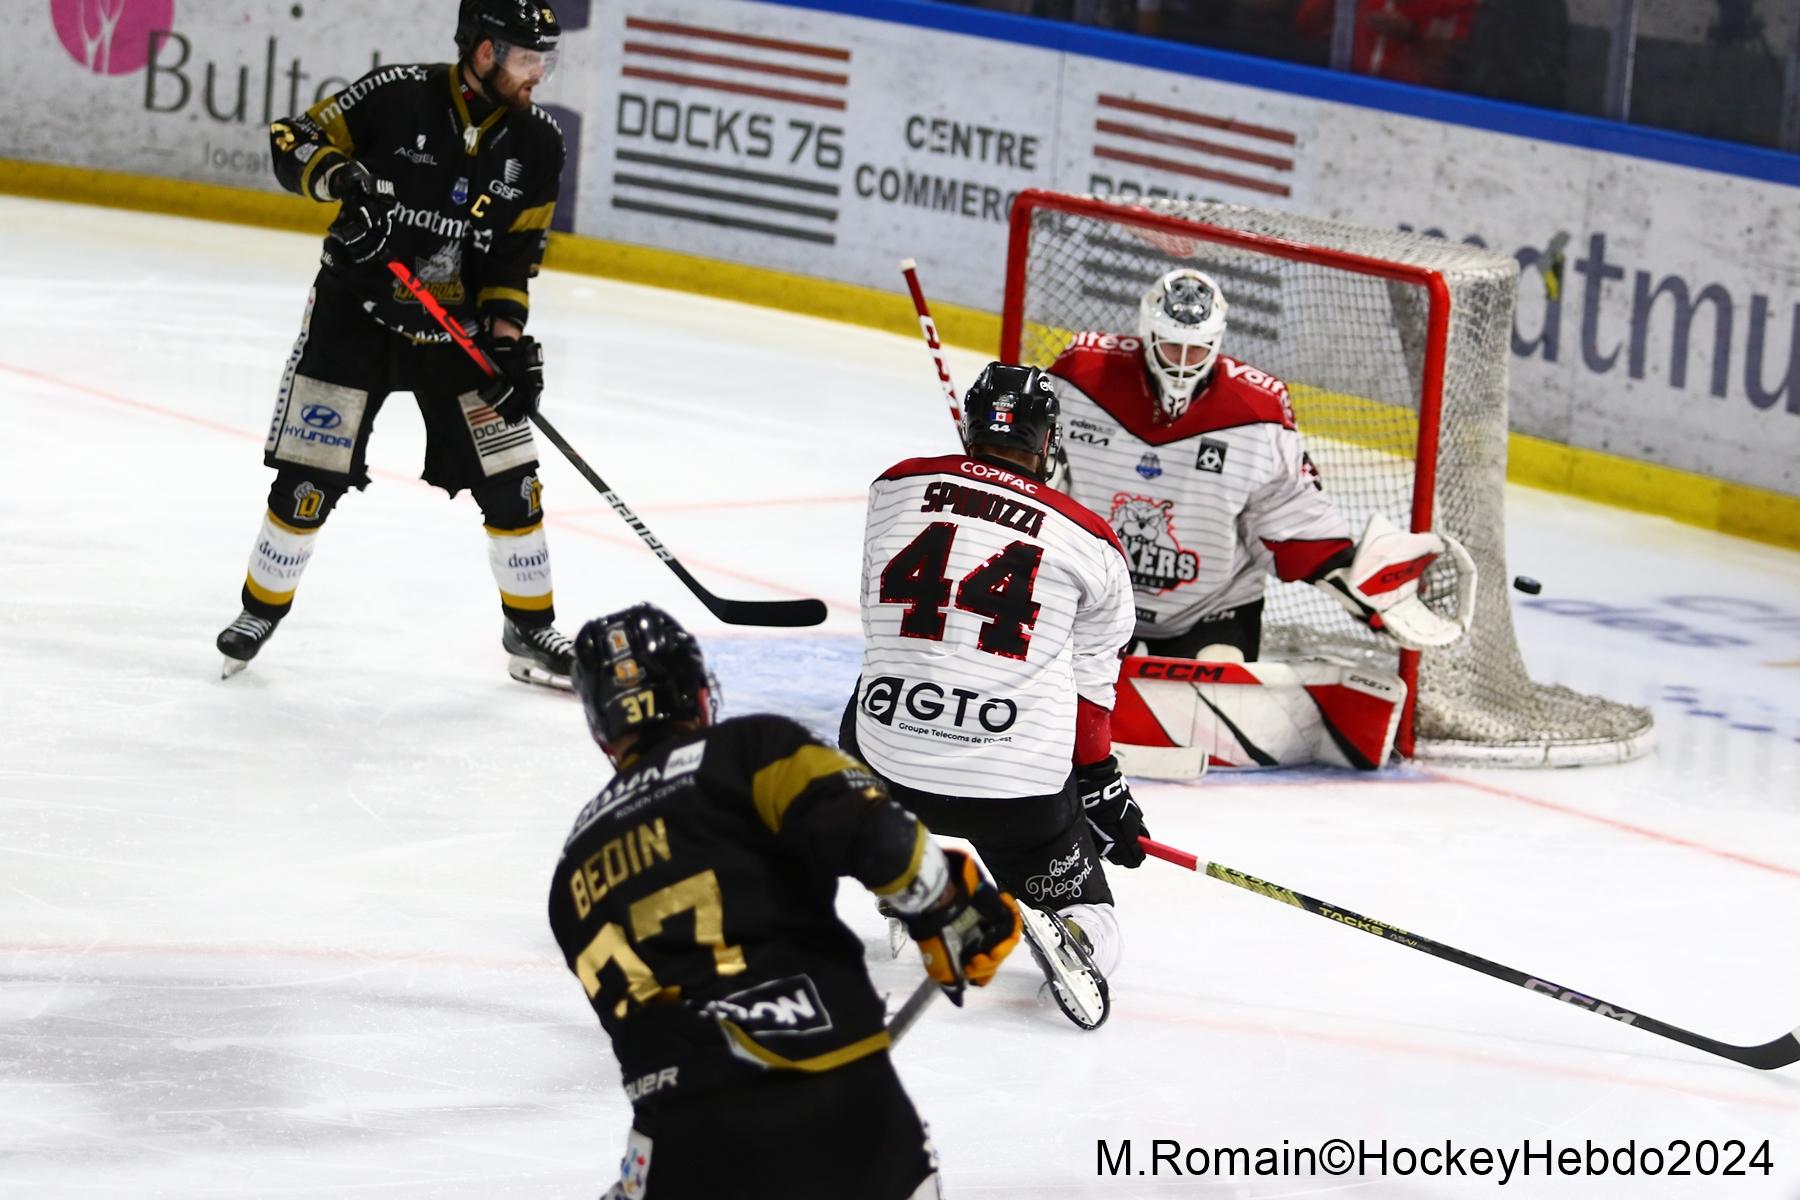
1316;513;1476;650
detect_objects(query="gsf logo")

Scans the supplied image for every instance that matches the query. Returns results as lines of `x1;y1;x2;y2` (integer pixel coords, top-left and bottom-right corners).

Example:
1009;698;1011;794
861;676;1017;732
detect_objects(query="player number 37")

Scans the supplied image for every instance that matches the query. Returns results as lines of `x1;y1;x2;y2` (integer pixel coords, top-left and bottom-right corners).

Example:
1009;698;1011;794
575;869;746;1019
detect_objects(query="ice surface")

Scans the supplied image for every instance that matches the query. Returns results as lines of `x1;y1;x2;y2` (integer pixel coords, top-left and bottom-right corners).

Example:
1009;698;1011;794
3;198;1798;1198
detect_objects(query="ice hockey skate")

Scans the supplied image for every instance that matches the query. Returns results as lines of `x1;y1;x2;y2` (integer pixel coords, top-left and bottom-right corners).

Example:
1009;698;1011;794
1019;902;1111;1030
216;611;279;679
503;619;575;691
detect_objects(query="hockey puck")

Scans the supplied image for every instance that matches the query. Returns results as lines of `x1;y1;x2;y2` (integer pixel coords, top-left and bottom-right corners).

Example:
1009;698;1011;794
1513;575;1542;595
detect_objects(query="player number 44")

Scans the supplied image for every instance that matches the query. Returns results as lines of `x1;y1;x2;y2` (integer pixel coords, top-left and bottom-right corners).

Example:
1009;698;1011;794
879;522;1043;660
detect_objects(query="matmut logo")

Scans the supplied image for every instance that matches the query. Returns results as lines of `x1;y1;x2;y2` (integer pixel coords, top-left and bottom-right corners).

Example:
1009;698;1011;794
52;0;177;76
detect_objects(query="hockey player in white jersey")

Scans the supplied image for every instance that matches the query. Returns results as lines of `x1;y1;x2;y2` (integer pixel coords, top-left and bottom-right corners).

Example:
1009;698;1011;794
840;363;1145;1030
1051;267;1467;662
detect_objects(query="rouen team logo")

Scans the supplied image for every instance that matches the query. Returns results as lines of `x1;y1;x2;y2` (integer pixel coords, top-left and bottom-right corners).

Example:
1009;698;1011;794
51;0;177;75
1109;493;1200;593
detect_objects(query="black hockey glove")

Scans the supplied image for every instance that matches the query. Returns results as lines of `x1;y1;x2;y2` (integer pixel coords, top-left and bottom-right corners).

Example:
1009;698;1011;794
903;848;1021;1006
323;161;397;266
479;334;545;426
1077;755;1148;867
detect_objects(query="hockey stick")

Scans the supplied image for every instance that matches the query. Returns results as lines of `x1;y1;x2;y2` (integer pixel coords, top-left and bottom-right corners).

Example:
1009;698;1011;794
387;261;827;628
1137;835;1800;1071
899;259;964;441
887;975;940;1045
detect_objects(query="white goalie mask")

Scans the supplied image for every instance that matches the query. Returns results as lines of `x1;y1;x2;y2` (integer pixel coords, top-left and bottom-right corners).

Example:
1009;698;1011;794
1138;269;1228;419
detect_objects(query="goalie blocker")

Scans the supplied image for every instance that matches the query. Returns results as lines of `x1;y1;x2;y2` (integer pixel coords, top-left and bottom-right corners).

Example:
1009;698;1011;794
1112;656;1407;773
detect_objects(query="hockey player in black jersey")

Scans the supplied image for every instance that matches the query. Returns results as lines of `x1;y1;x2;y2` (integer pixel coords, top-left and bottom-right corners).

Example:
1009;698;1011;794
549;604;1021;1200
215;0;579;688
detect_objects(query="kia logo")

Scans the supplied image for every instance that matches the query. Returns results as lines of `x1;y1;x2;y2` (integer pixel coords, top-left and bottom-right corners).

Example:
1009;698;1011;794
300;404;343;429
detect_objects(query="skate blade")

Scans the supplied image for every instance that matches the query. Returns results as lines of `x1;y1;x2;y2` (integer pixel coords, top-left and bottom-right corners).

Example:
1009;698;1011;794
220;657;248;680
1019;905;1110;1030
507;656;574;692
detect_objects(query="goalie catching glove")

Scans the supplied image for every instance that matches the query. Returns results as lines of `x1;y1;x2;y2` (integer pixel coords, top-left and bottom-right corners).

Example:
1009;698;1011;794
898;847;1021;1006
1316;513;1477;650
1077;755;1149;867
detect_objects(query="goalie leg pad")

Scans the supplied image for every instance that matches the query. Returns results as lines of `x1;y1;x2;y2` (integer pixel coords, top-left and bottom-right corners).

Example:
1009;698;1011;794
1113;656;1406;770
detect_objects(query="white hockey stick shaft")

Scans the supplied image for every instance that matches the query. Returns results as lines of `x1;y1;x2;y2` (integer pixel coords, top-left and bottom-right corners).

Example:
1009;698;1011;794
900;258;964;440
887;974;940;1045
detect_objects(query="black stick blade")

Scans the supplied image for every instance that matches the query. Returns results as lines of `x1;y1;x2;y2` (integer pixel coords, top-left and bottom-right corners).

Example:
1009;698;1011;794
704;596;829;628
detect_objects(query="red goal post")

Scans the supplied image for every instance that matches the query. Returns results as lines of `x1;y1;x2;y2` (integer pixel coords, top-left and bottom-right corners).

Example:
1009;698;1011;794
1001;189;1652;766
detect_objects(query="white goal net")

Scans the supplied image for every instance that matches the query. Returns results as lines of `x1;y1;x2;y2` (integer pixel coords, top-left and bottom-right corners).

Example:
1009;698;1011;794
1003;191;1652;766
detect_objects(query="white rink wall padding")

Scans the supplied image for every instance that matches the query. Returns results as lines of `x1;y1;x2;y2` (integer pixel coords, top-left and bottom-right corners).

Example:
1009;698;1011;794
7;0;1797;513
4;198;1800;1197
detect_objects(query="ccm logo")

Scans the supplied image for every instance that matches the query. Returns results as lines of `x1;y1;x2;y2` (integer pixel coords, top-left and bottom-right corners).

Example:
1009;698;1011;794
1128;660;1225;683
1525;979;1639;1024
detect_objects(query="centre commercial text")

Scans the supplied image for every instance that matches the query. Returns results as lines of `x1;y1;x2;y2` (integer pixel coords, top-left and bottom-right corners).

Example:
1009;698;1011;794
856;115;1041;223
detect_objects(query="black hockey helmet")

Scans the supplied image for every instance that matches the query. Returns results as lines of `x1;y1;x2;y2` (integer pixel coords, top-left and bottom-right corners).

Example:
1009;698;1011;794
573;603;716;751
456;0;561;58
960;362;1061;480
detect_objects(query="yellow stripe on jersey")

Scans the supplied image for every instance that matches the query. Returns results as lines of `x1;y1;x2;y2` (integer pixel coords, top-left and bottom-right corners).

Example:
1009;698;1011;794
870;824;929;897
297;145;348;203
477;286;531;311
722;1022;891;1072
510;202;556;232
750;745;863;834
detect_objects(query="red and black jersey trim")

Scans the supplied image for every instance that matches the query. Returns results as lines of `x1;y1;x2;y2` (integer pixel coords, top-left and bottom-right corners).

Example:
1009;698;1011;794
1050;343;1296;445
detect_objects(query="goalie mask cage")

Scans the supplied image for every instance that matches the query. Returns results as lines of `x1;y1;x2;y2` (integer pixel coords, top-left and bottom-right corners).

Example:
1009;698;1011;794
1003;190;1653;766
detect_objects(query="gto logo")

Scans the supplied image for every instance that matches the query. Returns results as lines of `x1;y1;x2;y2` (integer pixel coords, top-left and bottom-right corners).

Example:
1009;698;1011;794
300;404;343;429
861;676;1017;733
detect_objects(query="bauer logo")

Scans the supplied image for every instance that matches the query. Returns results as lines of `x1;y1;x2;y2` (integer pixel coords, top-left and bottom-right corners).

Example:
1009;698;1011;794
52;0;177;76
299;404;342;430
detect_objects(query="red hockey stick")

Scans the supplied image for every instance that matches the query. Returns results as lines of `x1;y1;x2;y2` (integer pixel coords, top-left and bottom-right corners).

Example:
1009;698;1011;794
900;258;965;443
1137;836;1797;1070
387;260;826;628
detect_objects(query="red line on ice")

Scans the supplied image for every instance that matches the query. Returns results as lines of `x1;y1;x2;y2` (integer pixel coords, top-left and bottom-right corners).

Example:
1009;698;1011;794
1;361;855;615
1429;770;1800;882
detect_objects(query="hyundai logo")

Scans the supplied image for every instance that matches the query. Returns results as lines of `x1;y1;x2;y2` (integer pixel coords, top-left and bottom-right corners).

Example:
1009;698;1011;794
300;404;343;429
